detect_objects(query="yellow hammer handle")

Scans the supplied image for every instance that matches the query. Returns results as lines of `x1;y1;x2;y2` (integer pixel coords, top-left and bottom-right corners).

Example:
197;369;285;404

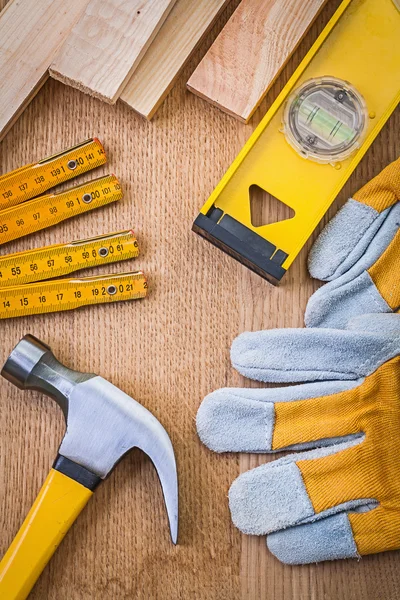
0;469;92;600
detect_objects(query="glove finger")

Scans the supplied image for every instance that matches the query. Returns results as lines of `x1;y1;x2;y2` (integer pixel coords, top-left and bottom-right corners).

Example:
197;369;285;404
267;513;359;564
305;270;392;329
229;436;371;535
229;434;378;536
231;326;400;383
196;379;361;453
305;205;400;328
308;158;400;281
268;500;400;564
308;199;389;281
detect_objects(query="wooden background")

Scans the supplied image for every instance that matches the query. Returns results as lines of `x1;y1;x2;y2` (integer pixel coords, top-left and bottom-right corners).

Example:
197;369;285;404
0;1;399;598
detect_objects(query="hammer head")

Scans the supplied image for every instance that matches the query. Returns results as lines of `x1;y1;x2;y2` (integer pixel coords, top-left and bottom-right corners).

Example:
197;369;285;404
2;334;178;544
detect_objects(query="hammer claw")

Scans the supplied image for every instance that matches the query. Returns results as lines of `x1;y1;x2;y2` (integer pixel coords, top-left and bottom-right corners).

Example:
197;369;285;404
0;335;179;599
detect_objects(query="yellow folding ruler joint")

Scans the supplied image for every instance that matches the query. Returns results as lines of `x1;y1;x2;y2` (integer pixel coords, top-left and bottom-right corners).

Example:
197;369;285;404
193;0;400;285
0;139;147;318
0;138;106;209
0;174;122;246
0;231;146;319
0;271;147;319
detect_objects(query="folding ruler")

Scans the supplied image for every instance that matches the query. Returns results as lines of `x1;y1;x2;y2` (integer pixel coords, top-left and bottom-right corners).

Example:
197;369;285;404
0;174;122;245
0;138;106;208
0;139;148;318
193;0;400;284
0;231;147;318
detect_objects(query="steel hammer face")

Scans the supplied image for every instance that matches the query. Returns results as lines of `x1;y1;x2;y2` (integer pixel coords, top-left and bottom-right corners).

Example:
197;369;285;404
0;334;178;600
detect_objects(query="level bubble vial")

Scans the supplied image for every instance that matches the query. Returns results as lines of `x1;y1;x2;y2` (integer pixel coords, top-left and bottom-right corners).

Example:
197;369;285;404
282;77;368;165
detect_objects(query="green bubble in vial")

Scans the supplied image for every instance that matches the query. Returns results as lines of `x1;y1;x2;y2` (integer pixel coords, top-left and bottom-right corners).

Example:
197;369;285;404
299;99;354;145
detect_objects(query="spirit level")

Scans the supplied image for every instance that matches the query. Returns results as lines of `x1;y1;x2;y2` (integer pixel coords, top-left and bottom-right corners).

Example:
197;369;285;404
193;0;400;284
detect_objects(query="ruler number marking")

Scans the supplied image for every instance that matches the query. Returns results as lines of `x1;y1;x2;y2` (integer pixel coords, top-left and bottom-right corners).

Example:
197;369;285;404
0;140;107;210
50;167;65;177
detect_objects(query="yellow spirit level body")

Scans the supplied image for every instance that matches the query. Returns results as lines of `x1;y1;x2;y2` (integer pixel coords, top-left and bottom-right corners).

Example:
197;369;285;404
193;0;400;284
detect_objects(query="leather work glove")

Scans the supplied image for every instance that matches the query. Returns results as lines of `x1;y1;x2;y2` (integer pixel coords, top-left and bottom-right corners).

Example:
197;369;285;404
196;313;400;564
305;158;400;329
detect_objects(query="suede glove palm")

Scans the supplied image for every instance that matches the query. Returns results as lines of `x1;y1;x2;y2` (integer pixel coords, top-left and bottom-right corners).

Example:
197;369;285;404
197;314;400;564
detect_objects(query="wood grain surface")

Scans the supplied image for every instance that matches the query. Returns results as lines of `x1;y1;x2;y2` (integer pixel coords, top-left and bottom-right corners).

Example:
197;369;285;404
120;0;230;120
187;0;328;123
50;0;178;103
1;1;400;598
0;0;89;142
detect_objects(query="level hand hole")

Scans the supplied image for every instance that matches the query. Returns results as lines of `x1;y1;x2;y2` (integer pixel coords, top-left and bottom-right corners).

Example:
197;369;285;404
249;185;295;228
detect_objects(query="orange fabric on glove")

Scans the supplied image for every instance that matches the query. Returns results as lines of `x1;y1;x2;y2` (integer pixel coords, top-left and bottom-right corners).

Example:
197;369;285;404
368;230;400;311
274;356;400;555
354;158;400;212
306;158;400;328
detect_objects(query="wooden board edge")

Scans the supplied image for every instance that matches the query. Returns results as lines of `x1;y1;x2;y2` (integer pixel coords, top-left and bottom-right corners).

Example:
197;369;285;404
187;0;330;123
120;0;231;120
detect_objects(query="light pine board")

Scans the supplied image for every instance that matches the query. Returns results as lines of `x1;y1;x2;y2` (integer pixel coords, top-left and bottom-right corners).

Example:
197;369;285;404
1;0;400;598
50;0;178;104
187;0;328;122
0;0;89;142
120;0;230;120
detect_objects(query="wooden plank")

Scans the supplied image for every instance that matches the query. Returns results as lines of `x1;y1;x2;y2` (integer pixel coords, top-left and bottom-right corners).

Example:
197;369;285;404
50;0;178;104
187;0;328;123
120;0;230;120
0;0;89;142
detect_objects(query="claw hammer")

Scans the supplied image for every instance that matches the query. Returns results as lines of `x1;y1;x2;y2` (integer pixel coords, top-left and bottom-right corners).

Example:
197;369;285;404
0;335;178;600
